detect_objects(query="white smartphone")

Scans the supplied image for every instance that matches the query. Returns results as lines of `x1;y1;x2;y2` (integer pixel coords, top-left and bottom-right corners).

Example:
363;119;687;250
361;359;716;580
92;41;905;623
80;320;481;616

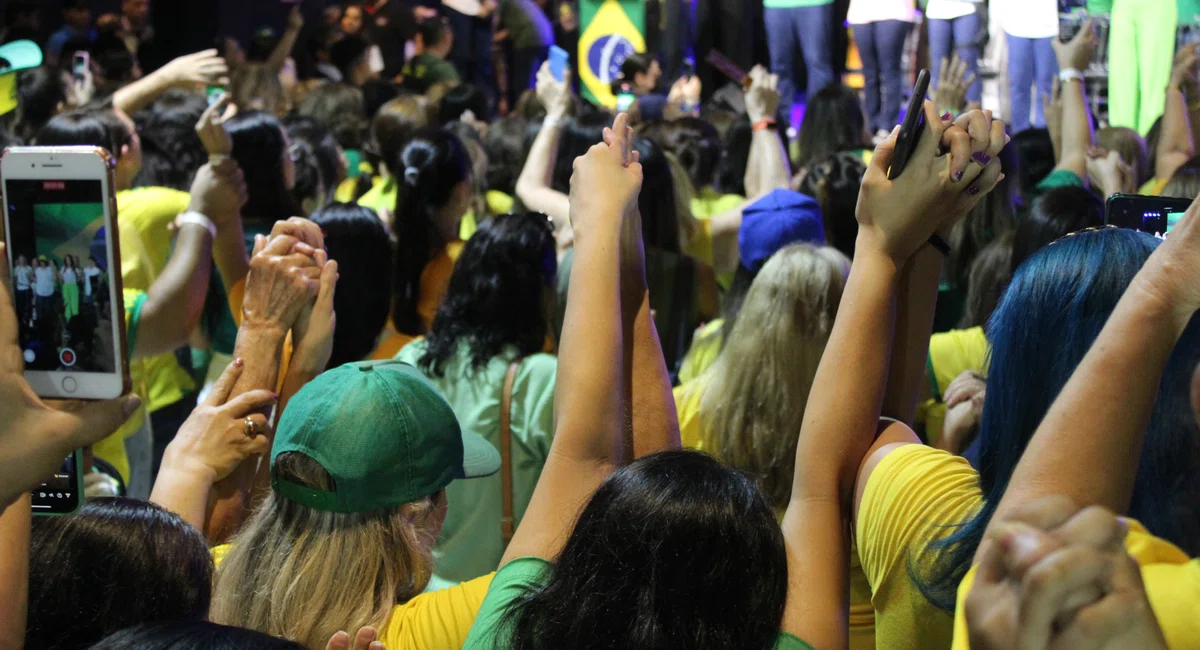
1;146;131;400
72;51;90;82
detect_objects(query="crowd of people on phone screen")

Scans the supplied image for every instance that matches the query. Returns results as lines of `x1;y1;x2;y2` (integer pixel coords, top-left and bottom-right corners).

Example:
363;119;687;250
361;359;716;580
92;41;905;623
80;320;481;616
2;0;1200;649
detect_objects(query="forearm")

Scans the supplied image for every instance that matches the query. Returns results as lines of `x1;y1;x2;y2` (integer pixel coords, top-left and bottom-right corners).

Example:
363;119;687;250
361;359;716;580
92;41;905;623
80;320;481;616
629;288;680;459
1057;78;1092;178
0;496;29;650
1158;87;1195;180
745;129;790;198
992;279;1192;530
791;236;899;502
112;68;173;116
149;467;212;532
135;226;213;358
266;27;301;71
205;324;287;542
882;245;943;425
515;119;568;221
212;226;251;293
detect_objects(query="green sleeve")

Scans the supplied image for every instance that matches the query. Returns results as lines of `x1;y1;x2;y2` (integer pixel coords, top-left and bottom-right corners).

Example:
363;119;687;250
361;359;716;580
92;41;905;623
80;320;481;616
123;290;147;356
462;557;552;650
1086;0;1113;13
515;354;557;458
774;632;816;650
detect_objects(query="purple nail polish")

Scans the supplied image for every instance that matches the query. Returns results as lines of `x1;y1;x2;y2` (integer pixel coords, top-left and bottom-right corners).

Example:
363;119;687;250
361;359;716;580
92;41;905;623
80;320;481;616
973;151;992;166
967;185;981;196
940;111;952;120
954;170;965;182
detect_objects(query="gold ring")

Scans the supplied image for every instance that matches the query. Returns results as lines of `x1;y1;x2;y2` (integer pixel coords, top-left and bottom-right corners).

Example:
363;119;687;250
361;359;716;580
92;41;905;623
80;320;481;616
242;417;259;438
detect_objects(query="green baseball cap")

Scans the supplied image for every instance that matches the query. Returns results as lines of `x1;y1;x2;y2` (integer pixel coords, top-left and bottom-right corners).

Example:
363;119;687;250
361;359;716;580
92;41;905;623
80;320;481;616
271;360;501;513
0;41;43;116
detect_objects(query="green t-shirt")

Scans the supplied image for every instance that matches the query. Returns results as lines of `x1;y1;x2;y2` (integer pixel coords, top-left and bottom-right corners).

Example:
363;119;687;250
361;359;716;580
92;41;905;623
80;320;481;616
461;557;816;650
396;341;557;589
402;53;461;93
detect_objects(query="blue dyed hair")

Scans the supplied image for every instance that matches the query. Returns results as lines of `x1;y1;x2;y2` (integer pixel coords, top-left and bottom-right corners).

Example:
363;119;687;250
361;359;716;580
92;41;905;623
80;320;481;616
918;228;1200;611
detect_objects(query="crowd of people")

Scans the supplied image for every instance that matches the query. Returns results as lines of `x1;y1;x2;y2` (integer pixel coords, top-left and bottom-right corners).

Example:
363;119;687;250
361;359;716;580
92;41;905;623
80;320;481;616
0;1;1198;649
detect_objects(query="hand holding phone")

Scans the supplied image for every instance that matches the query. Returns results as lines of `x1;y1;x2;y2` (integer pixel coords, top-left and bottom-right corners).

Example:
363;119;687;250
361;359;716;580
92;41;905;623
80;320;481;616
72;52;90;83
888;69;931;180
549;45;569;83
1105;194;1192;237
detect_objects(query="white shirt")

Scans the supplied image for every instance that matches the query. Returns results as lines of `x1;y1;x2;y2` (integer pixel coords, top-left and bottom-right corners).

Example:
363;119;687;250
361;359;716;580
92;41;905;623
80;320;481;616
34;267;55;297
63;268;77;284
84;267;100;297
14;265;32;291
1000;0;1058;39
848;0;916;24
925;0;976;20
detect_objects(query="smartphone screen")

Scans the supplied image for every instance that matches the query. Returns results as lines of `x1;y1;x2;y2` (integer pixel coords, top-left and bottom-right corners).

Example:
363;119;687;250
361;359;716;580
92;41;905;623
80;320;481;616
549;45;569;82
1105;194;1191;237
616;91;635;112
206;85;225;106
32;450;83;515
72;52;89;81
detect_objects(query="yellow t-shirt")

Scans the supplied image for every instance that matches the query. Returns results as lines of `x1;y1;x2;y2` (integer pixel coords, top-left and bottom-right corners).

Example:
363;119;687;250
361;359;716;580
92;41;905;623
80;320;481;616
675;378;877;650
211;544;493;649
856;444;983;650
92;288;150;482
357;176;394;217
486;190;514;216
677;319;724;385
918;327;990;445
951;519;1200;649
691;187;744;220
1140;177;1170;197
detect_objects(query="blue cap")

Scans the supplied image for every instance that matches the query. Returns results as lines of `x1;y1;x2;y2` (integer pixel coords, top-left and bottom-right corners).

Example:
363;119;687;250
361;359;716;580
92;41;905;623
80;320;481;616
738;189;825;272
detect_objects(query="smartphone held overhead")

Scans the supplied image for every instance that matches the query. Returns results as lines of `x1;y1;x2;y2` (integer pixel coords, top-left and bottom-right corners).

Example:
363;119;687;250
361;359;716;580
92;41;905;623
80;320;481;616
549;45;569;82
888;69;931;180
1106;194;1191;237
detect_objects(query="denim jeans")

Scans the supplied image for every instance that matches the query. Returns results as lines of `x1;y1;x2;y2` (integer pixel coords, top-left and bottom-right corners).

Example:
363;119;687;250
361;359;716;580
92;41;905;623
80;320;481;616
1007;34;1059;133
929;13;983;103
853;20;913;132
764;4;836;106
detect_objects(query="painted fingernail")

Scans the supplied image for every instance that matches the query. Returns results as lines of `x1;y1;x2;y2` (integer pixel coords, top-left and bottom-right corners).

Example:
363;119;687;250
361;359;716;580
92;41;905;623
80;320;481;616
954;170;965;182
271;392;279;401
967;185;981;196
940;111;952;120
973;151;992;166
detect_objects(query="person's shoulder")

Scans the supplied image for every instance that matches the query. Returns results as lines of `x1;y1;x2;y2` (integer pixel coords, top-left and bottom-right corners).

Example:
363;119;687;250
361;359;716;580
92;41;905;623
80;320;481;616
517;353;557;381
395;339;428;364
117;186;191;215
384;571;496;649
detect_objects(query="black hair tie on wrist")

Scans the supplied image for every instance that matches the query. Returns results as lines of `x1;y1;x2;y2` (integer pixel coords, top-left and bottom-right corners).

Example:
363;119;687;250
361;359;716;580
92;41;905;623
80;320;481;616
928;233;951;256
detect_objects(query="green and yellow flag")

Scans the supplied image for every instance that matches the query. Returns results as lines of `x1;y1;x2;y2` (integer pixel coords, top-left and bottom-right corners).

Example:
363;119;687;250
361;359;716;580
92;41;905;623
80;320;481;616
578;0;646;107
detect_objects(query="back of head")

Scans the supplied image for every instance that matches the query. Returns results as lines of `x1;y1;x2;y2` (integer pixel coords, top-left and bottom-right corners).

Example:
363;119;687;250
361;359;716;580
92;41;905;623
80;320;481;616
947;143;1021;288
212;451;439;649
27;498;212;650
959;234;1013;329
796;84;866;172
1161;155;1200;200
1010;185;1104;275
227;110;302;222
715;117;752;196
1097;126;1151;187
330;35;370;81
296;82;367;151
416;17;449;52
284;115;345;202
230;63;285;115
420;212;556;376
503;450;788;650
437;84;489;125
93;32;137;89
373;95;431;177
35;108;129;157
484;115;529;195
309;203;392;365
551;112;611;193
15;66;65;141
633;135;682;253
391;129;470;334
794;151;867;259
618;52;655;86
650;117;722;191
89;621;307;650
1010;128;1055;196
700;244;849;508
133;90;208;191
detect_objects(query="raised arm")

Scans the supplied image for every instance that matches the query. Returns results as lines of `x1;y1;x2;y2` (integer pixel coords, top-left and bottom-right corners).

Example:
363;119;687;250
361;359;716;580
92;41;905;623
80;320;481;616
515;64;572;241
985;194;1200;538
1157;44;1200;182
266;6;305;71
743;66;791;198
0;496;29;650
1051;23;1099;181
501;113;644;565
780;103;1004;648
196;96;252;293
113;49;229;116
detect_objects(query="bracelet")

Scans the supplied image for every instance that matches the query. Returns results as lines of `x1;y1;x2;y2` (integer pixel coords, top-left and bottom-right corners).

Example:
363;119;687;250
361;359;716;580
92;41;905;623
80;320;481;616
175;211;216;238
927;232;951;256
752;118;777;132
542;115;565;129
1059;68;1086;84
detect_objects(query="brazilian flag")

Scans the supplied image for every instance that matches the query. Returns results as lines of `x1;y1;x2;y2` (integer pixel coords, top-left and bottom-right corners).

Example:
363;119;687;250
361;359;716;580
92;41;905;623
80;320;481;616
578;0;646;108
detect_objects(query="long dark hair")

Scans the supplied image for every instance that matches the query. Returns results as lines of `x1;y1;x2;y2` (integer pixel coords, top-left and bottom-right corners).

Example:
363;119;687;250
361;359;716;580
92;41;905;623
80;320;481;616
133;90;208;191
309;203;393;367
391;129;470;335
795;151;867;259
632;135;681;253
946;143;1020;289
795;84;867;172
647;117;722;191
501;451;788;650
35;108;132;158
26;498;212;650
90;621;306;650
919;230;1200;610
227;110;302;224
419;212;556;377
15;66;66;142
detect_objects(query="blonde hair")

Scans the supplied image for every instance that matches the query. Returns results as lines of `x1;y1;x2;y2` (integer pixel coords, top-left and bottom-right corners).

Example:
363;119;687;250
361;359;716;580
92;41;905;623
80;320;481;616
664;151;699;254
230;63;286;115
210;453;439;649
697;244;849;508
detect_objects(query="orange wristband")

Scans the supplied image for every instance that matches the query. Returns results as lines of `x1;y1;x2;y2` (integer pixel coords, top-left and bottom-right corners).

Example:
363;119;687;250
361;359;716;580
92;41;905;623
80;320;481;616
752;118;777;132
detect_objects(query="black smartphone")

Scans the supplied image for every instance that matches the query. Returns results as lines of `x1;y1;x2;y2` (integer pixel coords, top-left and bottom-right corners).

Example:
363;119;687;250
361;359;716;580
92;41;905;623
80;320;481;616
72;51;89;83
32;450;84;515
1059;9;1089;43
888;69;931;180
1105;194;1191;236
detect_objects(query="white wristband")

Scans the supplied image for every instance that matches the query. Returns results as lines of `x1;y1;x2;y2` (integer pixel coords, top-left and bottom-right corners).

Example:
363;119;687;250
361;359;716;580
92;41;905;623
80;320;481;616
1059;68;1086;84
175;211;216;238
543;115;564;129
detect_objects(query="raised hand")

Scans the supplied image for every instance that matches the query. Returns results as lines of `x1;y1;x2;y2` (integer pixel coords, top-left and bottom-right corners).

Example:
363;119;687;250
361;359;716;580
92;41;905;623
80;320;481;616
195;92;237;157
1133;188;1200;318
568;112;643;239
159;359;274;484
159;48;230;88
934;55;975;116
187;161;247;230
1169;43;1200;94
744;65;781;124
241;232;322;334
536;61;572;119
290;258;338;375
1054;19;1099;72
326;626;385;650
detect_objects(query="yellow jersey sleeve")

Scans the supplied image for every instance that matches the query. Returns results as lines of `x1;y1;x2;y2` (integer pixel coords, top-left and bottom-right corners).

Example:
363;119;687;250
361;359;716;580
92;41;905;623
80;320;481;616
381;573;493;650
674;380;708;452
952;519;1199;650
677;319;724;385
856;444;983;650
919;326;989;444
